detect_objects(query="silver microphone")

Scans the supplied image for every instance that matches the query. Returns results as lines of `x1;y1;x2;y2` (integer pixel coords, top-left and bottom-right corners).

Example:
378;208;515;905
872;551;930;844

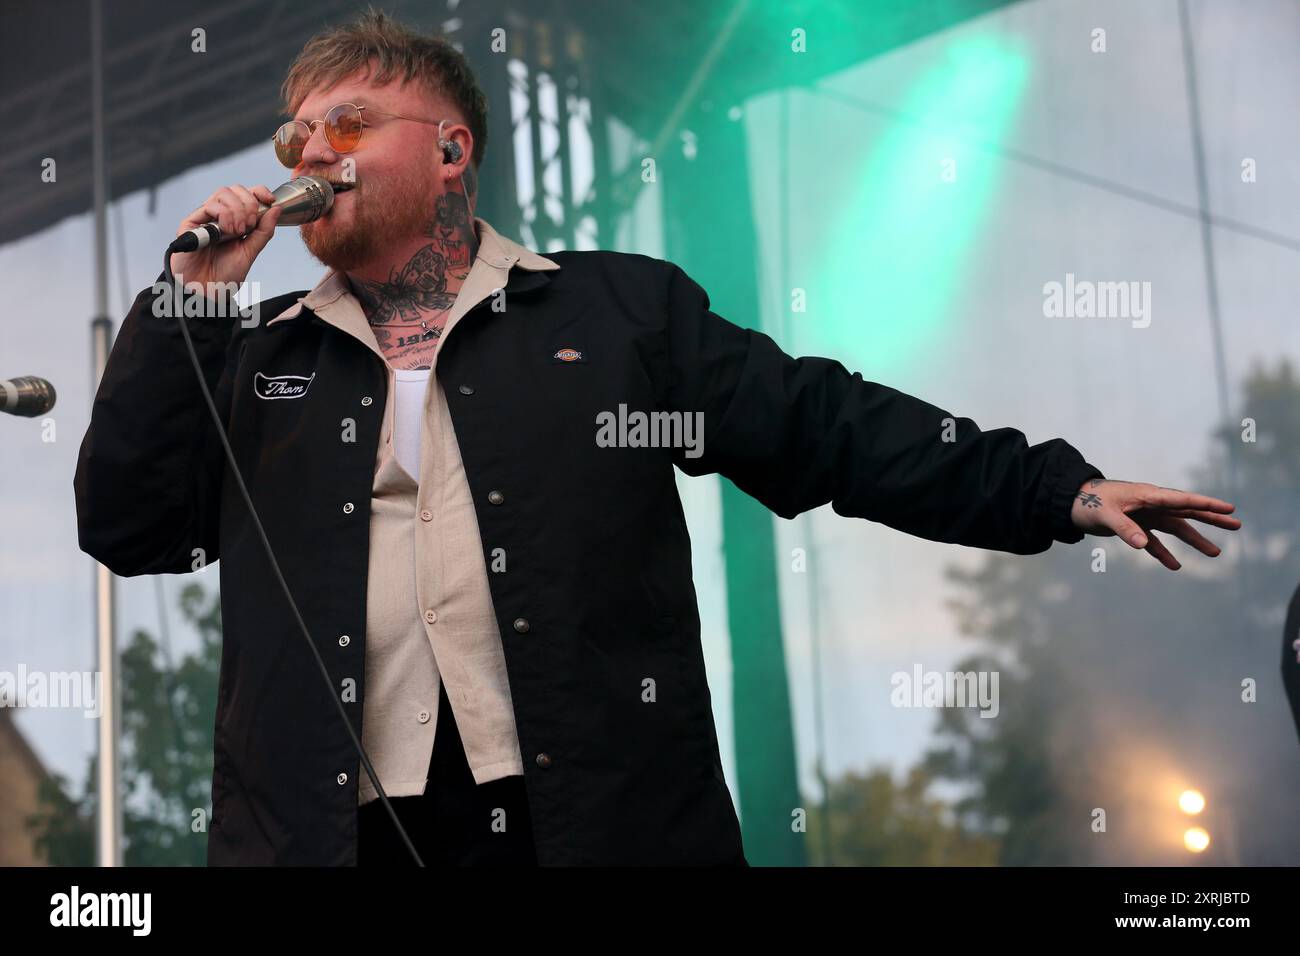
167;176;352;253
1;376;57;417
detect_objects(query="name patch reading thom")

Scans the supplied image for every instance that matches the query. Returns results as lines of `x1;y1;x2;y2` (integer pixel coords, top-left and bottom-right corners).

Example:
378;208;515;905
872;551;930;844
254;371;316;400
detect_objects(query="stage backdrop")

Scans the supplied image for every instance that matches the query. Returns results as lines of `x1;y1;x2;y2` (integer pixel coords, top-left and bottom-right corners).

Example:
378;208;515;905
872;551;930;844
2;0;1299;865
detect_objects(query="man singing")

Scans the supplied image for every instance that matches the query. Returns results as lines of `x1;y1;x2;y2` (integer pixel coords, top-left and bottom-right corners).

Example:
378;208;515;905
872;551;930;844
73;10;1241;866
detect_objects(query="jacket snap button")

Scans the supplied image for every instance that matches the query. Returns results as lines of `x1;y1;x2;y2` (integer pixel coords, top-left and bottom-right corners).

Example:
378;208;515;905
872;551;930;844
336;773;348;785
513;618;530;633
420;510;432;521
458;384;474;395
343;502;354;514
535;753;552;769
338;634;350;647
425;609;438;624
488;490;504;505
361;396;373;406
417;710;431;724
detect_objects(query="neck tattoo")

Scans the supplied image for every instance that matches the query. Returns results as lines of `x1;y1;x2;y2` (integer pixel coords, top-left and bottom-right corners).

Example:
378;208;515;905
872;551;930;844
348;186;480;356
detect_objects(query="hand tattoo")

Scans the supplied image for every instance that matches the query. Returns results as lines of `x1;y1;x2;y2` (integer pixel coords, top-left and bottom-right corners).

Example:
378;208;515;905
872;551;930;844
1076;492;1103;509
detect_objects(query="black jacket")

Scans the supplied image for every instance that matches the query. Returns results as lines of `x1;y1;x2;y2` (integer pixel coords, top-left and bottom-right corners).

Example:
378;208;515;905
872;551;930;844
73;249;1104;865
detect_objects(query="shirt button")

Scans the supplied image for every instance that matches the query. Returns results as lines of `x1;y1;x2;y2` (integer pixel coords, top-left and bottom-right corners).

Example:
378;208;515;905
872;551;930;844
361;396;373;406
513;617;530;633
425;609;438;624
343;502;354;514
338;634;350;647
417;710;431;724
488;490;504;505
337;772;348;785
420;509;432;521
535;753;552;769
458;384;474;395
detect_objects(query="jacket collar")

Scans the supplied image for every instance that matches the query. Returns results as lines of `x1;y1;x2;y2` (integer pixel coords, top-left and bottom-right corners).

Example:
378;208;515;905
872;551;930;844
265;217;560;327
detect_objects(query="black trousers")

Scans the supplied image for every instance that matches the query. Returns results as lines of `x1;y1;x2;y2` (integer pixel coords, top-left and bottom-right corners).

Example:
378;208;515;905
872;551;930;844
357;680;537;866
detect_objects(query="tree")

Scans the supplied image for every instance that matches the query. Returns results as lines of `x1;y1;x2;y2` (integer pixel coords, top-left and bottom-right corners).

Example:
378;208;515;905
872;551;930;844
923;359;1300;865
804;764;999;865
29;581;221;866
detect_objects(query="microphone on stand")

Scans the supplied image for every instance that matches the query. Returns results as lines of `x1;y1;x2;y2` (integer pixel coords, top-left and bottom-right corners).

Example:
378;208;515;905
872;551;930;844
166;175;353;254
0;376;56;417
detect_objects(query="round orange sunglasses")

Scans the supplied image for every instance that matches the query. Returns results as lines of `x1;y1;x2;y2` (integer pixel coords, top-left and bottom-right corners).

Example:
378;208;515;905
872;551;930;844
272;102;447;168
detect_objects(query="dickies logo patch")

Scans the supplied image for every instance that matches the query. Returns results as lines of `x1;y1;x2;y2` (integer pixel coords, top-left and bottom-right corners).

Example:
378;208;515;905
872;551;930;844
254;371;316;400
551;347;587;364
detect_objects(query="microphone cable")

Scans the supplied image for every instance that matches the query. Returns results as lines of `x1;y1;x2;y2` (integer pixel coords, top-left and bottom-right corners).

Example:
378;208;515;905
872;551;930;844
162;247;425;866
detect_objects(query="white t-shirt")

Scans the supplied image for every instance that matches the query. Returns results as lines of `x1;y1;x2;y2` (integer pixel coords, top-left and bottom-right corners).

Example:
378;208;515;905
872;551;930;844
392;368;431;482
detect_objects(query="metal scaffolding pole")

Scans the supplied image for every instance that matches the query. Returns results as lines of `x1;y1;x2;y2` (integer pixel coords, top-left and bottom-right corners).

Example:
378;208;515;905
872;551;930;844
90;0;122;868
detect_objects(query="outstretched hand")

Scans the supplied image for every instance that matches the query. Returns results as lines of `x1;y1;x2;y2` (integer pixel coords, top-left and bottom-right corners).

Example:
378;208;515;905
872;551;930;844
1069;478;1241;570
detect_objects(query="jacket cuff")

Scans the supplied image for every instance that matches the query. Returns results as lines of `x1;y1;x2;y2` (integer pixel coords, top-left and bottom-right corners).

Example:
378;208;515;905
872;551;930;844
148;269;246;340
1044;447;1105;545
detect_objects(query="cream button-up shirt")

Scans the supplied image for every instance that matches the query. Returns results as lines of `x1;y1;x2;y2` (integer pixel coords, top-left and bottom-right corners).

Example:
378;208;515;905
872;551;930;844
266;217;561;805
